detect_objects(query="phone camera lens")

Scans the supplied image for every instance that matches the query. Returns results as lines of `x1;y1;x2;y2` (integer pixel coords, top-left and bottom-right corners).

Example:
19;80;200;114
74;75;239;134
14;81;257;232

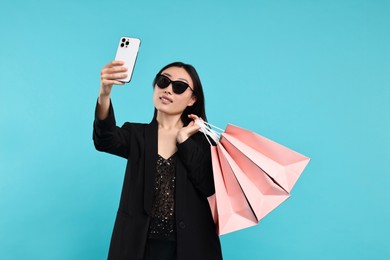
125;41;129;45
121;43;124;47
121;38;126;42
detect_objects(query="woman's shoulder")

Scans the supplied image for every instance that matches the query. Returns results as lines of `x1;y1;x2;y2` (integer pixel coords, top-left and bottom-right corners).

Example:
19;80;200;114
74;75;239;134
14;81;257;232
121;120;157;134
122;121;151;129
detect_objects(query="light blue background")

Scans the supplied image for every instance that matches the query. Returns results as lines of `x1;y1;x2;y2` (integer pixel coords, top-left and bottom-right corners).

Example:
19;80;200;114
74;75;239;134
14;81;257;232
1;0;389;259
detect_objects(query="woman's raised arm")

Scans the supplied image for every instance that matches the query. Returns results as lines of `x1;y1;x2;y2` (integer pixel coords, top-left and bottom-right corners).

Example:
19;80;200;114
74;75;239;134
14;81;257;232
97;60;128;120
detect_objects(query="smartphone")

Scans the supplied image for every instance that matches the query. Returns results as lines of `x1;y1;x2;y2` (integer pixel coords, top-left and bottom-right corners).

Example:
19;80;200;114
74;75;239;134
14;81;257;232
114;36;141;83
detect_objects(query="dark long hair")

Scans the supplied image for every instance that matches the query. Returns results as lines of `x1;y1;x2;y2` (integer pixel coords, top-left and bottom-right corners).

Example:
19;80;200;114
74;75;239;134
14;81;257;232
152;62;207;126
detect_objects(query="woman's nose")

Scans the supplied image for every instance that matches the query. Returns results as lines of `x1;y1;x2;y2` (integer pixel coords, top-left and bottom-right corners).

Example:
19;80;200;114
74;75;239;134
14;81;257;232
164;84;173;94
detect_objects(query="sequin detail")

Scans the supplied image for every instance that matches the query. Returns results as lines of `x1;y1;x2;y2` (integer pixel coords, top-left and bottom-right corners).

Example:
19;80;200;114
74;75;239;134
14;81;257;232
148;154;176;240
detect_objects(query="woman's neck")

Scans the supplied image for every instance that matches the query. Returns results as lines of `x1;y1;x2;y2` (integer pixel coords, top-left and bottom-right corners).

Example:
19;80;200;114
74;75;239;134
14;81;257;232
156;112;183;130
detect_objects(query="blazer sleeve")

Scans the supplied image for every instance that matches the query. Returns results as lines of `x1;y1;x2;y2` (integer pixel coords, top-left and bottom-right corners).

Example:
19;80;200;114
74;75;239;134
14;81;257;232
176;133;215;198
93;100;131;159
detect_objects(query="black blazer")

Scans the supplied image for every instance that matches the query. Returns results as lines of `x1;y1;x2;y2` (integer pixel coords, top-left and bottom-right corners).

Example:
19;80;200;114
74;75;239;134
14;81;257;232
93;101;223;260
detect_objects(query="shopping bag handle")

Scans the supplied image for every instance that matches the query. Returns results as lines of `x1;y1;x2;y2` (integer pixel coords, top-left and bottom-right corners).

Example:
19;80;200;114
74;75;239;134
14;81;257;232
195;120;223;146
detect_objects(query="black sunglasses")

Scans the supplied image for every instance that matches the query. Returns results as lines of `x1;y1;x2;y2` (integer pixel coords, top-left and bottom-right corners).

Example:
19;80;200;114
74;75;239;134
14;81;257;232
155;74;194;94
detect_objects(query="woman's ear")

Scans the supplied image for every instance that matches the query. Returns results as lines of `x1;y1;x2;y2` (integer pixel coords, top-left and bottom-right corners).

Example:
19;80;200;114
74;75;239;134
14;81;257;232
187;95;197;107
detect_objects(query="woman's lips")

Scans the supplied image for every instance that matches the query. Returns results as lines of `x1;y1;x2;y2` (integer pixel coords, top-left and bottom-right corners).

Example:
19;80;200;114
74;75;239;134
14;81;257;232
160;95;173;103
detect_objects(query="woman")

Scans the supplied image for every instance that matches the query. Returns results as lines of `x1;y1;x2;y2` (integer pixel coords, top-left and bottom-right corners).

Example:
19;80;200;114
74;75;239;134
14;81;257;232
93;60;223;260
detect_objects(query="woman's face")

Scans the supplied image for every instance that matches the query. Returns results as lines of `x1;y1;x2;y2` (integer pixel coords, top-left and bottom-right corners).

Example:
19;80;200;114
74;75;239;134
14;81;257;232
153;66;197;118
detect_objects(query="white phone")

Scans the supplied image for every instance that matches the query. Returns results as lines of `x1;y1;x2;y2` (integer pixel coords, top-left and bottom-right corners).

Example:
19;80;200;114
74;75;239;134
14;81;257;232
114;36;141;83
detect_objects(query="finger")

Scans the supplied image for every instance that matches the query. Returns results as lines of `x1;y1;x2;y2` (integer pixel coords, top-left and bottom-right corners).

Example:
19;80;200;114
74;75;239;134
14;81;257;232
102;79;125;86
101;67;128;76
113;80;125;85
188;114;200;120
101;73;128;80
106;60;124;68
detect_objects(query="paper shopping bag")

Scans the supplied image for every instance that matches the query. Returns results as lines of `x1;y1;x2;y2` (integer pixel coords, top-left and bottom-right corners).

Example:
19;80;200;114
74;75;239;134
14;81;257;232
222;124;310;193
209;146;257;235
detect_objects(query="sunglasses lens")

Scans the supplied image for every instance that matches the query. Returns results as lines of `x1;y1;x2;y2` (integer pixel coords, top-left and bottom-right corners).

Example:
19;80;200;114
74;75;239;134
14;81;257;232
172;82;189;94
156;75;170;88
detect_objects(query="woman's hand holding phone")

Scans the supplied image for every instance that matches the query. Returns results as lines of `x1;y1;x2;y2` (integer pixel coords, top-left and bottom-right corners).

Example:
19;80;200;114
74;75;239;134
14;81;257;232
97;60;128;120
97;36;140;120
100;60;128;94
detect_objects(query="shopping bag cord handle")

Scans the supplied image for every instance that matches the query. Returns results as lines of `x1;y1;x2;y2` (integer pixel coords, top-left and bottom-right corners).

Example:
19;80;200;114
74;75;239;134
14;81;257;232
195;120;221;145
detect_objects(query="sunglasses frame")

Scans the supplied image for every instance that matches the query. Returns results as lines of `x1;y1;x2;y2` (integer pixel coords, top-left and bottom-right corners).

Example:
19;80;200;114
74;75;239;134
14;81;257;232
155;74;194;94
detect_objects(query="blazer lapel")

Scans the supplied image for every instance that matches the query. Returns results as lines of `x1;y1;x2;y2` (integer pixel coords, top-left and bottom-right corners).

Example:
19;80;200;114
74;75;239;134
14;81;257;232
144;119;158;215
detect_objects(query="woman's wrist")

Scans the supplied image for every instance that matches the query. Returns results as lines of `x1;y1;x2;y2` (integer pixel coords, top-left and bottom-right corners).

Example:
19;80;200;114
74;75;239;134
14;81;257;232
176;133;188;144
97;91;111;120
98;88;111;102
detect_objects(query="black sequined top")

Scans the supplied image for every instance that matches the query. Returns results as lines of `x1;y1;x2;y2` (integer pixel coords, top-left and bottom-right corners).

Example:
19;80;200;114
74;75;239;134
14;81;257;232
148;154;177;241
